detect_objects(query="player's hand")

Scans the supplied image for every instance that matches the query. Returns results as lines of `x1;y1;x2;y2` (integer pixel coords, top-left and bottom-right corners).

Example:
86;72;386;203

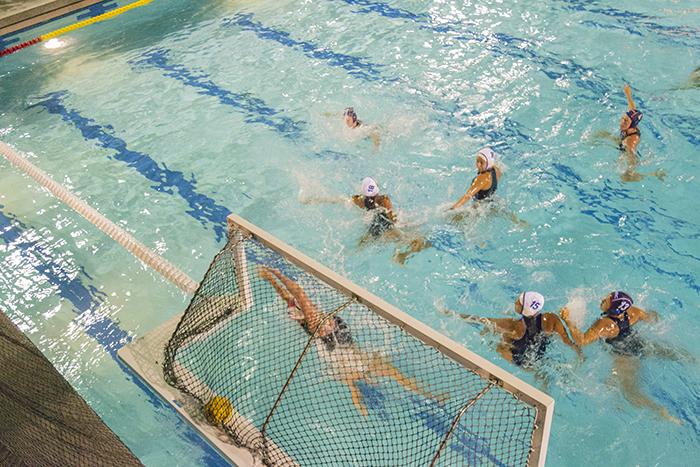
288;309;304;321
258;266;273;280
559;307;570;321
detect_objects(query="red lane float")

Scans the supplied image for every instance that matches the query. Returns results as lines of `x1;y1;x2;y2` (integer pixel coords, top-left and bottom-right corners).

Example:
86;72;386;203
0;37;42;57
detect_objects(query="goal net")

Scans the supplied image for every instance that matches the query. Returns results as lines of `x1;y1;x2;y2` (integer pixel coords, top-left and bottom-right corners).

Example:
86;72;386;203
120;215;552;466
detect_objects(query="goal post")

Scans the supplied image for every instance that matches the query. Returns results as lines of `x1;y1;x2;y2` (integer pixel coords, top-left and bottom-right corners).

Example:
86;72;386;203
119;214;553;466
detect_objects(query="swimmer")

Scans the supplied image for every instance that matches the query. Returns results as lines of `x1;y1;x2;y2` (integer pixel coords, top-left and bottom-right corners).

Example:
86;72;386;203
449;147;500;210
258;266;351;350
560;291;686;424
448;148;527;227
343;107;362;129
258;266;442;416
352;177;431;264
303;177;431;264
595;85;664;182
343;107;381;150
442;292;579;370
352;177;397;242
617;84;652;182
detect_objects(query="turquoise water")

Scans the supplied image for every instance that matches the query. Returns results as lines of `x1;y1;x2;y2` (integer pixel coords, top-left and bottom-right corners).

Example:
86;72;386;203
1;0;699;465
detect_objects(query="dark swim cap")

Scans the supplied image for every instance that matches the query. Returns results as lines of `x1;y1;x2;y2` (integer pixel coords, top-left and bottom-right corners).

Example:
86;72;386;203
607;291;633;315
625;110;643;128
344;107;358;122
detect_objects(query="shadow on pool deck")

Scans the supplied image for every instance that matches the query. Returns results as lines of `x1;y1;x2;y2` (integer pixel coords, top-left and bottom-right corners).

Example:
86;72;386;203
0;309;143;465
0;0;104;36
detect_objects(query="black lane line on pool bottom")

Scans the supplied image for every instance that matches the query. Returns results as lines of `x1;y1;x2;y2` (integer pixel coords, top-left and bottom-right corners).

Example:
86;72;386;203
129;48;358;161
28;91;235;242
554;0;700;50
545;163;700;295
223;13;388;83
130;48;308;140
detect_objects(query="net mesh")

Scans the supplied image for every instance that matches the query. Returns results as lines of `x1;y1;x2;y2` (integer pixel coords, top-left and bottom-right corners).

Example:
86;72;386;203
0;309;142;467
163;231;538;466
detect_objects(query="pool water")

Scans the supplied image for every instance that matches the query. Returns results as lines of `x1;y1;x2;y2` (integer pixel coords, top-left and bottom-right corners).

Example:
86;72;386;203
1;0;699;465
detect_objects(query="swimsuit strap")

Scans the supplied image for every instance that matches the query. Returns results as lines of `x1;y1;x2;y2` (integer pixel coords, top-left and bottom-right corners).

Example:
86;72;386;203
605;312;632;343
619;128;641;152
473;168;497;201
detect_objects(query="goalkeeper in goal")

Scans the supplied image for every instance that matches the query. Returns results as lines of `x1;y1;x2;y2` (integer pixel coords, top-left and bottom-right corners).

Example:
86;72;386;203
259;266;443;416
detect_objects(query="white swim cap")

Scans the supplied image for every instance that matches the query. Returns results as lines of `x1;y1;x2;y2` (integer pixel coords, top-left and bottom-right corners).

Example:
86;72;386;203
518;291;545;317
361;177;379;197
477;147;496;170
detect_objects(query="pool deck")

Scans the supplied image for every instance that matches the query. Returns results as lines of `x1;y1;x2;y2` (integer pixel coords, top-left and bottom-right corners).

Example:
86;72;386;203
0;0;104;36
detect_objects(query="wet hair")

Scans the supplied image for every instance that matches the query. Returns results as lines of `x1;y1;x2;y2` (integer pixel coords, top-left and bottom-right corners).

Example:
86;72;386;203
343;107;358;123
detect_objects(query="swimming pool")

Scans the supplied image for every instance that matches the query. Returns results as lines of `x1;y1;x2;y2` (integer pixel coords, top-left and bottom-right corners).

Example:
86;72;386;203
1;0;699;465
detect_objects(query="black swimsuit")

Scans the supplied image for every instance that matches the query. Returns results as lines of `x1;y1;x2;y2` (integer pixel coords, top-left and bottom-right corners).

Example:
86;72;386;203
605;312;644;357
619;128;640;152
511;314;548;367
363;195;395;238
472;168;498;201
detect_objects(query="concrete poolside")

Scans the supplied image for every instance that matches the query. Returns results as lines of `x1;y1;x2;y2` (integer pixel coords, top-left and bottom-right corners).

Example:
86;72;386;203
0;0;103;36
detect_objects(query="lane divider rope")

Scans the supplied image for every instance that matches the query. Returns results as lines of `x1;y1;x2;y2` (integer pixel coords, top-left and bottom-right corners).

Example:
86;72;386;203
0;140;199;294
1;0;152;58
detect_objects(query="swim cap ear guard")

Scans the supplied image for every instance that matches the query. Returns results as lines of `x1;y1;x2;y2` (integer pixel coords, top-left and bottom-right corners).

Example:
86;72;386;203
625;110;643;128
606;291;633;315
476;147;496;170
361;177;379;197
517;291;544;318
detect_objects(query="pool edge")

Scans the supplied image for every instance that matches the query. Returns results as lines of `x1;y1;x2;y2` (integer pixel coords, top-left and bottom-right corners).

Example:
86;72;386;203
0;0;105;36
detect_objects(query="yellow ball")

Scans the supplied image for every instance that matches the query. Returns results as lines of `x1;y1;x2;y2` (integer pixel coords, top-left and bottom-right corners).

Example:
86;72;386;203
204;396;234;425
